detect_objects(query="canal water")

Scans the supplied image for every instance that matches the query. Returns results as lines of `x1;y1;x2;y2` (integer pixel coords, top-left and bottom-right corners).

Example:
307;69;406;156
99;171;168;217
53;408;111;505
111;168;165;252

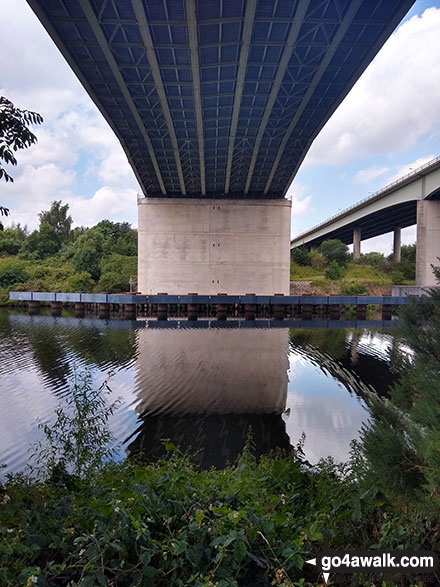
0;309;406;475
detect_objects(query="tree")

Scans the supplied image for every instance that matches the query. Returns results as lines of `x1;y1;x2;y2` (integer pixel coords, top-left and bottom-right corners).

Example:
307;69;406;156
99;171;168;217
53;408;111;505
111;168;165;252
20;224;61;259
0;258;29;287
39;200;73;243
65;272;95;293
0;206;8;231
319;239;350;266
99;271;129;293
73;247;101;280
0;96;43;183
0;223;27;255
291;246;310;266
95;220;132;240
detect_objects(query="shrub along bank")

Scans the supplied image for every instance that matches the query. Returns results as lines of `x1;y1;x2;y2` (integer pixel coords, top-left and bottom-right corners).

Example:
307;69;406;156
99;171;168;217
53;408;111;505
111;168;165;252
0;202;138;304
290;240;416;295
1;444;436;587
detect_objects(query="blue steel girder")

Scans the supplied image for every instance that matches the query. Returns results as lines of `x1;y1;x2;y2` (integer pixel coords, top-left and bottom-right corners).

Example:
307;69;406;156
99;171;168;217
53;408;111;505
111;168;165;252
27;0;414;199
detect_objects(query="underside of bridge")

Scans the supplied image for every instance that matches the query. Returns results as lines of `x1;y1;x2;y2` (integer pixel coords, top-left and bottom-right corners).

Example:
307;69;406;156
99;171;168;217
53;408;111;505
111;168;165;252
27;0;413;294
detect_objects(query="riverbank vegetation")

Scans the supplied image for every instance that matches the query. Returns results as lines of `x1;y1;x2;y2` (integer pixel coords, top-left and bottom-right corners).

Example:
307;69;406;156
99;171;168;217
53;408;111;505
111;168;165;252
1;436;436;586
0;201;138;304
290;240;416;295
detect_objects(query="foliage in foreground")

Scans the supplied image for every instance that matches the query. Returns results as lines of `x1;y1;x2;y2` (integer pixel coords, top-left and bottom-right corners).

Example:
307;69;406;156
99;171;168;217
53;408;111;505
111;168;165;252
355;275;440;517
1;444;436;587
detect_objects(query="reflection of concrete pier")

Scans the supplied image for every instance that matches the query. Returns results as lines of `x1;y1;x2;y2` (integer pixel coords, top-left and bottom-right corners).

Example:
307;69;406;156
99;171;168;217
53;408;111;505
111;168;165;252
128;328;290;467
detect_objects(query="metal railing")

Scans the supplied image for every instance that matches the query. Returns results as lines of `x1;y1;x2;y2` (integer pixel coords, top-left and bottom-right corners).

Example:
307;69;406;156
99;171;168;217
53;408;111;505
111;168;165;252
291;155;440;243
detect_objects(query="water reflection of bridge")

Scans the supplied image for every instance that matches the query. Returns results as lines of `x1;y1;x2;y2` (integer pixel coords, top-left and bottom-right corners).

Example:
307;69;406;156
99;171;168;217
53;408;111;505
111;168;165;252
4;314;400;468
128;328;292;468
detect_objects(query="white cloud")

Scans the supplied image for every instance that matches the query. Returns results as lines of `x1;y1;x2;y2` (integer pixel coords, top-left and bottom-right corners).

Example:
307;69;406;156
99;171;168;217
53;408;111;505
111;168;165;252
303;7;440;167
353;165;389;184
66;187;138;228
0;0;140;231
286;182;312;215
98;151;137;188
2;164;75;230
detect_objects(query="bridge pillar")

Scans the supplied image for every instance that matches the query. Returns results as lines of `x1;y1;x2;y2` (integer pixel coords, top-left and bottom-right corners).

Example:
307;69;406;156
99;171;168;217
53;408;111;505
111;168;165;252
416;200;440;286
353;227;361;261
138;198;291;295
393;227;401;263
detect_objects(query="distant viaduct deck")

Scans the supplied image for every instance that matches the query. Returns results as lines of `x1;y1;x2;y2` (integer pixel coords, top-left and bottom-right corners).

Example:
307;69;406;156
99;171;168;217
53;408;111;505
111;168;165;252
290;156;440;286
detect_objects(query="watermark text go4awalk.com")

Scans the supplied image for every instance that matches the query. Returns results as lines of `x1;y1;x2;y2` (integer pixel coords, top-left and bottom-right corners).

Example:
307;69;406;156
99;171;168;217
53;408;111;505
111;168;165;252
306;548;439;583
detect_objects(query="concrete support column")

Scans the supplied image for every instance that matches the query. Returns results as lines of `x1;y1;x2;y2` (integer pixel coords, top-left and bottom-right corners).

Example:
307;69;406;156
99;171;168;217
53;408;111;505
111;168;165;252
137;198;291;295
353;227;361;261
393;227;401;263
416;200;440;286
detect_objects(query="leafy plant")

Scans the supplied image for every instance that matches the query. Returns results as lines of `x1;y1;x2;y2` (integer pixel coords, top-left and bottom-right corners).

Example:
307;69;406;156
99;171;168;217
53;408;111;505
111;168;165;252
0;96;43;183
29;369;119;479
65;271;95;293
340;280;368;295
291;246;311;266
319;239;350;266
325;260;345;280
0;258;29;287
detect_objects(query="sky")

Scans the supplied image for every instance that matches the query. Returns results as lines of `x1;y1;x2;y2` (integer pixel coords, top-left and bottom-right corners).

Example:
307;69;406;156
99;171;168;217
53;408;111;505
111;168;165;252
1;0;440;254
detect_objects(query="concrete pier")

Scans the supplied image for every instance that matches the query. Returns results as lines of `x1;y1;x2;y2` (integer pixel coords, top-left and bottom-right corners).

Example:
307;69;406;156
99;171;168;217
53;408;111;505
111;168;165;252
393;227;401;263
416;200;440;286
137;198;291;295
353;227;361;261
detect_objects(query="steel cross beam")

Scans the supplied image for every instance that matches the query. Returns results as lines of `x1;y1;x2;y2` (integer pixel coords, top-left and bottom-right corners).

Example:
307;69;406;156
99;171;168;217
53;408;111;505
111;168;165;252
78;0;166;195
224;0;257;195
132;0;187;195
263;0;363;195
243;0;310;195
186;0;206;195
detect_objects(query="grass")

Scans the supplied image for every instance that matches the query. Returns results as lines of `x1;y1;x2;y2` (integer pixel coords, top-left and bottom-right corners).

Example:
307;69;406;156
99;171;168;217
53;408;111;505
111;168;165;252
344;263;393;285
290;261;402;294
290;263;323;280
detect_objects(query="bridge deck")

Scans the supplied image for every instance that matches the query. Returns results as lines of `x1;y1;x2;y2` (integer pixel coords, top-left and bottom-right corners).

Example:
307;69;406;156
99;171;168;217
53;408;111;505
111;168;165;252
27;0;413;198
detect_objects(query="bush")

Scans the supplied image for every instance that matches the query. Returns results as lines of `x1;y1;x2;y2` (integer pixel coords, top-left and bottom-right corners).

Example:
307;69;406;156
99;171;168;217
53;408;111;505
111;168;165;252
340;280;369;295
325;260;345;280
99;271;129;293
0;258;29;287
359;252;385;269
309;250;326;271
100;254;137;281
65;272;95;293
72;247;101;280
291;246;310;266
319;239;350;266
20;224;61;259
391;270;405;284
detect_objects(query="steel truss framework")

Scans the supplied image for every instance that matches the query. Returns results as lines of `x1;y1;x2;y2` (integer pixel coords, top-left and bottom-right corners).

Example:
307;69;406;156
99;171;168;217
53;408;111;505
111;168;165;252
27;0;413;199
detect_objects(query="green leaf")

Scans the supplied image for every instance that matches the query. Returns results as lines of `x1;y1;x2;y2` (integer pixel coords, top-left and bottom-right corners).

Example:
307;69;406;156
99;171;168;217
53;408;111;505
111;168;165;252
233;539;247;562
